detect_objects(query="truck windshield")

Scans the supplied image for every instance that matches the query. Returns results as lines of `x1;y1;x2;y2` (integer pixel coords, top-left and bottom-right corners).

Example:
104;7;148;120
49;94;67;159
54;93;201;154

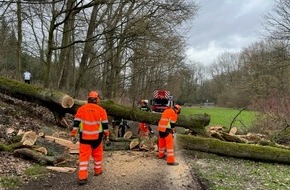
153;99;169;106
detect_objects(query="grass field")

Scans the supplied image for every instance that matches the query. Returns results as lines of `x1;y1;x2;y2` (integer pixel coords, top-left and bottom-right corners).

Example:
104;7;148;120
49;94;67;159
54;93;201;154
181;106;257;130
185;149;290;190
180;106;290;190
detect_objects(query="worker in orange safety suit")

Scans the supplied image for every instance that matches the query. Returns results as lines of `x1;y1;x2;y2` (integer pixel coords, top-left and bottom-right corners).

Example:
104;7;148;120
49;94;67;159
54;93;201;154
157;104;181;165
138;99;154;138
70;91;109;185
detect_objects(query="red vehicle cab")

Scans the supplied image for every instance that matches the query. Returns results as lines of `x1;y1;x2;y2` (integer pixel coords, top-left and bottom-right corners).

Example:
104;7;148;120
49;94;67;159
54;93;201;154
151;90;174;113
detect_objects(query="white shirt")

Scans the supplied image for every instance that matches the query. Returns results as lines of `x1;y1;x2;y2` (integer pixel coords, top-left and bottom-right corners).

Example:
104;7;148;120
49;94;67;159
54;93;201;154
23;71;31;80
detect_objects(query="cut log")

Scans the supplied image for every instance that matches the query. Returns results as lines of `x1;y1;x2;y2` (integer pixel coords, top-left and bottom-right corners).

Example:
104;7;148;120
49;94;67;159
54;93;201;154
139;138;155;151
209;125;223;133
0;76;210;136
0;77;74;127
130;138;140;150
6;128;15;135
229;127;238;135
59;95;74;108
42;135;79;151
22;140;34;146
13;148;67;165
236;133;262;143
46;166;76;173
0;77;74;109
178;135;290;165
220;132;247;143
34;147;48;155
210;132;225;141
124;131;132;139
21;131;37;146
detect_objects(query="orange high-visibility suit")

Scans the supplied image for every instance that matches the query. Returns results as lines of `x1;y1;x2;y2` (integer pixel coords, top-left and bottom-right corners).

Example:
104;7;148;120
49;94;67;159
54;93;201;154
71;103;109;181
157;107;178;164
138;101;153;138
138;123;150;137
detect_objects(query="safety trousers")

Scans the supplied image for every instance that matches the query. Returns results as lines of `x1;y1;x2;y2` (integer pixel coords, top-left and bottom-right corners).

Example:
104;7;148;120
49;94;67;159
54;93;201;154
78;142;103;180
158;133;175;163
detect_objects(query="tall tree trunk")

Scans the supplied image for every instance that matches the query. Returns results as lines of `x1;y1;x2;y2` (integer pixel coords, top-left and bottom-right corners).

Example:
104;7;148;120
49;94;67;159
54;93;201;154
103;1;129;99
57;0;75;91
74;4;98;97
44;1;56;88
16;0;22;80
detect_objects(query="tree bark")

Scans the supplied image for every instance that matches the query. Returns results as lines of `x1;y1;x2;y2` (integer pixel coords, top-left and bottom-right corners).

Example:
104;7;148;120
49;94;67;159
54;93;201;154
5;133;71;165
0;77;74;108
13;148;67;165
0;141;27;152
178;135;290;165
0;76;74;126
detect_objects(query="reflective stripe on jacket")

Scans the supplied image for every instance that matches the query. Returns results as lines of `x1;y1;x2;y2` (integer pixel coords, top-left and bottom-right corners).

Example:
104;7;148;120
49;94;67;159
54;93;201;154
74;103;108;140
157;108;177;132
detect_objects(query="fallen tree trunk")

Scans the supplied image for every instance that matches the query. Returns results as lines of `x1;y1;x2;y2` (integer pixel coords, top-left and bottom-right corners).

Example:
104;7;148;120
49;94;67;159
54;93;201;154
104;140;130;151
0;76;210;136
0;131;71;165
0;141;29;151
13;148;67;165
0;77;74;109
73;99;210;136
41;135;79;151
0;76;74;126
178;134;290;165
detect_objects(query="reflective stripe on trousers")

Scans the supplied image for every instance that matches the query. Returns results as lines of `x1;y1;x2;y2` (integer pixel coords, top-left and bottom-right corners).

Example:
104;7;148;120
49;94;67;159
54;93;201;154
94;161;102;169
78;142;103;180
158;133;175;163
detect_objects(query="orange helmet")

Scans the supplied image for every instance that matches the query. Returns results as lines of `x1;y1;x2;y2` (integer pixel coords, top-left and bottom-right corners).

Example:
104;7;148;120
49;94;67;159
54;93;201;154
173;104;181;114
88;91;99;99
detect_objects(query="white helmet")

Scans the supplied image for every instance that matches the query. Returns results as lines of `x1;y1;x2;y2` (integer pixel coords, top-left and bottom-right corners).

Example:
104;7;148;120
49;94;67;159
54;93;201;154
143;99;149;104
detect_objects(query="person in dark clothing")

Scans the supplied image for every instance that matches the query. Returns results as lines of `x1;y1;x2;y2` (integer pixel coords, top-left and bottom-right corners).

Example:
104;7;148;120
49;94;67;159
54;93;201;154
112;116;130;137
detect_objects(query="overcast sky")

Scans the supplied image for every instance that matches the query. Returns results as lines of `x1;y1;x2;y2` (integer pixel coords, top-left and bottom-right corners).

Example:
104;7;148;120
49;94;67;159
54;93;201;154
185;0;276;66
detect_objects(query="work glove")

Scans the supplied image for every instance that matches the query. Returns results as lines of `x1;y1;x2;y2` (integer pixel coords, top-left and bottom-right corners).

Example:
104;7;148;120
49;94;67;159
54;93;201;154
71;137;77;144
150;130;154;134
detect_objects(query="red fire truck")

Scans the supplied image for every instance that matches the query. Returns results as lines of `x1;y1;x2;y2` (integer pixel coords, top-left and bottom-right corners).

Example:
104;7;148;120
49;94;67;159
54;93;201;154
151;90;174;113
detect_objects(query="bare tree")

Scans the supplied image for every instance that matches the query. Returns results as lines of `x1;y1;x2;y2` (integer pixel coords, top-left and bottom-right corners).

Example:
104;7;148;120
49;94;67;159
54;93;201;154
16;0;22;80
57;0;76;91
263;0;290;42
207;52;246;107
0;0;199;106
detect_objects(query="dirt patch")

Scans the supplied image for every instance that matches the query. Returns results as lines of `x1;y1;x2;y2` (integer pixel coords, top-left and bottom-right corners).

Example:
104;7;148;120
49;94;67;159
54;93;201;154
19;148;203;190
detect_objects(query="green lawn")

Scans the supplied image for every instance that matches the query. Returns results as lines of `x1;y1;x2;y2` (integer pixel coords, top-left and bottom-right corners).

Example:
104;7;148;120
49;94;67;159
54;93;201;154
179;107;290;190
181;106;257;130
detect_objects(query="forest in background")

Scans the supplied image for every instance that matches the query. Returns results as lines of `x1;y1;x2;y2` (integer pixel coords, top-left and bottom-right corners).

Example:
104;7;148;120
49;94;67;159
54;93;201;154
1;0;290;131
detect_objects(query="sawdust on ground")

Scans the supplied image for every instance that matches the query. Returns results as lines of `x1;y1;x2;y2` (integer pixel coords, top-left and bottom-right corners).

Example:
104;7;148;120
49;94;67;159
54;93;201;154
19;140;203;190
